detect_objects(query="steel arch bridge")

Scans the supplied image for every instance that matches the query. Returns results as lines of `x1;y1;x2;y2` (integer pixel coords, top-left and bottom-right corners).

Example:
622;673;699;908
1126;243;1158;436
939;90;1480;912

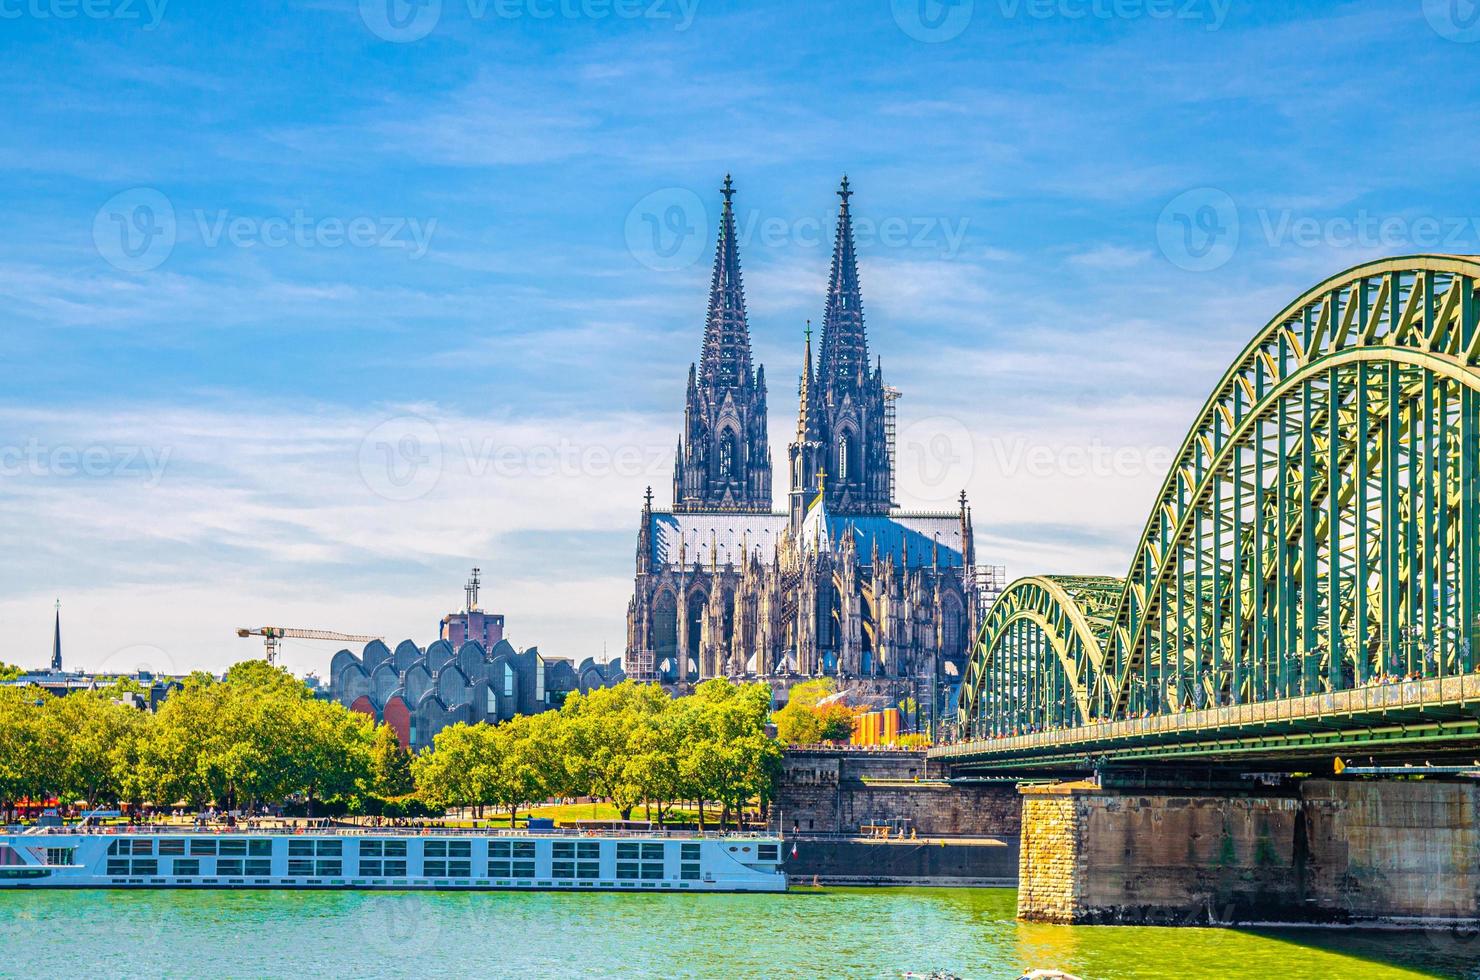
941;256;1480;771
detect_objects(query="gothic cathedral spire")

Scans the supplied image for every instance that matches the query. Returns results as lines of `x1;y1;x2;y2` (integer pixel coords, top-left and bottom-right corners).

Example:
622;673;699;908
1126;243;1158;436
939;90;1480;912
808;177;892;516
818;175;868;391
672;175;773;513
699;174;752;388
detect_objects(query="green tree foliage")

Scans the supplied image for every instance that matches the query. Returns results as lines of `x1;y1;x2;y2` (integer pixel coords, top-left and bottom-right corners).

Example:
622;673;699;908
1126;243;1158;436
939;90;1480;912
0;662;375;817
0;664;784;826
0;686;58;820
369;723;414;798
773;678;856;744
409;678;780;828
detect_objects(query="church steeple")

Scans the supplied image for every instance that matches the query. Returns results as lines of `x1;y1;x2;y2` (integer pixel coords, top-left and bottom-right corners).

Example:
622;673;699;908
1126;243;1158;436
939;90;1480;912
699;174;752;389
671;176;773;514
808;177;892;516
51;599;62;672
788;321;827;532
818;175;868;391
795;321;820;442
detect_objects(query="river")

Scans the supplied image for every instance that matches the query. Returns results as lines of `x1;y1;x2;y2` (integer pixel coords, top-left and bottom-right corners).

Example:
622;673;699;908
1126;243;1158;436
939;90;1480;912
2;887;1474;977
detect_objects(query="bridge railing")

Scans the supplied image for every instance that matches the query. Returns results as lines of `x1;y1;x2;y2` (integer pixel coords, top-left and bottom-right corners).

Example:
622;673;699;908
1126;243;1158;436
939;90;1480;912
935;671;1480;758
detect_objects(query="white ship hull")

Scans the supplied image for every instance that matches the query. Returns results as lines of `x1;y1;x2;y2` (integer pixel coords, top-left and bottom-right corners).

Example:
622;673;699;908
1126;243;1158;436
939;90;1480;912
0;830;788;893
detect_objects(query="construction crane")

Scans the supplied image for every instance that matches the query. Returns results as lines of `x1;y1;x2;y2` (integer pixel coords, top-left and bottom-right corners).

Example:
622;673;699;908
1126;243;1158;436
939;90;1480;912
235;626;383;667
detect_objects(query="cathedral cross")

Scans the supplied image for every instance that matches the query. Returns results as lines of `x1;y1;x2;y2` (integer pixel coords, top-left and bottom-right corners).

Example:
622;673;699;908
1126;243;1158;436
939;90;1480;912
837;175;852;206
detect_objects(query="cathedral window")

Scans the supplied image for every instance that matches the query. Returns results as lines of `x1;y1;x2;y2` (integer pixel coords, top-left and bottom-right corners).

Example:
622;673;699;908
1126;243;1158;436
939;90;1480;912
654;594;678;664
719;431;738;480
838;431;859;482
816;582;836;649
942;597;964;656
686;593;706;671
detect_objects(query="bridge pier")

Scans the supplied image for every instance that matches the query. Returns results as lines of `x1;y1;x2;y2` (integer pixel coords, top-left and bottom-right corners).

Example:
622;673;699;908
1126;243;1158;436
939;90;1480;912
1018;778;1480;925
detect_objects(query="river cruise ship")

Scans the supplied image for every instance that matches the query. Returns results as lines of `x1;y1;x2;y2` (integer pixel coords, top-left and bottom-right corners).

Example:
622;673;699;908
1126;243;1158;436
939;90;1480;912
0;828;787;893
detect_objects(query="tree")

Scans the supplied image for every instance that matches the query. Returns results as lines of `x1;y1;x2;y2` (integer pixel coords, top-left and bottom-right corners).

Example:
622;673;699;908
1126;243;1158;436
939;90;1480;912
369;724;414;798
680;679;779;828
0;686;56;821
773;678;839;744
43;691;147;813
815;702;856;741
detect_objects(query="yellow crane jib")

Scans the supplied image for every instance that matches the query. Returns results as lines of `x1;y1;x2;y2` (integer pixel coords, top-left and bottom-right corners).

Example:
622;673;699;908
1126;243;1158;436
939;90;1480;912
235;626;383;666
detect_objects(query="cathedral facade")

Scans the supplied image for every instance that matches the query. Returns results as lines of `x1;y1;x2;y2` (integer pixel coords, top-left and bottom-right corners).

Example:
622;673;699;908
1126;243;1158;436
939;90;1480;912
625;177;980;712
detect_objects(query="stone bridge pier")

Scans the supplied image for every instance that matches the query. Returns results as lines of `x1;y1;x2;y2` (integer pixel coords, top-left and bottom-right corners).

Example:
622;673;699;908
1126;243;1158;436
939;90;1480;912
1017;778;1480;925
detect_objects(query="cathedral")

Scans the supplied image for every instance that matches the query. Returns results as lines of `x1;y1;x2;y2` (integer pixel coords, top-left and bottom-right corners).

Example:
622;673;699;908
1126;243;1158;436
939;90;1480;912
625;176;982;714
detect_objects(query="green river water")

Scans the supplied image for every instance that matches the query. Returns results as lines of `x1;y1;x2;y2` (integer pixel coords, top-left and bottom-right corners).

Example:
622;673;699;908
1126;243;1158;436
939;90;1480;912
1;887;1475;978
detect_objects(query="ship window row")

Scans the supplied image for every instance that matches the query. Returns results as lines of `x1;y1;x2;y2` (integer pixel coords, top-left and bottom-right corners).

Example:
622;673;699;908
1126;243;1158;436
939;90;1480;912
288;840;343;857
680;863;701;880
358;860;407;876
551;841;601;860
187;840;271;857
550;861;600;880
615;862;664;880
106;859;158;876
756;845;779;861
217;860;273;876
423;840;472;858
359;840;408;858
681;843;701;861
615;842;666;862
489;841;536;859
488;860;536;877
423;860;471;877
288;859;343;876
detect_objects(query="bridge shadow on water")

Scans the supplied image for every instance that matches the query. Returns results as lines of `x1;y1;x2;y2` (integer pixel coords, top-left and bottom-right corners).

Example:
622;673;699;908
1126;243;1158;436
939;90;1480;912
880;885;1476;979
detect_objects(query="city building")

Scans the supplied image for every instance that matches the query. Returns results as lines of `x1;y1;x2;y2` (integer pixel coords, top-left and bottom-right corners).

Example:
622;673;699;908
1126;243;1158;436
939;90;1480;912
3;601;182;711
327;581;624;750
625;177;993;717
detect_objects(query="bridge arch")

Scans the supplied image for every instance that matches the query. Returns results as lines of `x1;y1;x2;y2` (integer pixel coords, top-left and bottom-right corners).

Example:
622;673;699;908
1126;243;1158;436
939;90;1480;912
960;255;1480;737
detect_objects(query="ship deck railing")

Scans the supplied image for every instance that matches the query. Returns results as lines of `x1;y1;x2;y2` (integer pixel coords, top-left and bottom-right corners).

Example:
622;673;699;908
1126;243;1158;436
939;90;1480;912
7;824;778;839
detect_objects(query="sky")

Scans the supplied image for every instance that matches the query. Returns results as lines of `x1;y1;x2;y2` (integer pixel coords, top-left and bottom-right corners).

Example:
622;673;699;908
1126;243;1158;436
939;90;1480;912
2;0;1479;677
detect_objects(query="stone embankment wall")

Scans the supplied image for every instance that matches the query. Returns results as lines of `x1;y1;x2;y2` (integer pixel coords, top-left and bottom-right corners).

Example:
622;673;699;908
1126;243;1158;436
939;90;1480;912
774;748;1020;838
1018;778;1480;925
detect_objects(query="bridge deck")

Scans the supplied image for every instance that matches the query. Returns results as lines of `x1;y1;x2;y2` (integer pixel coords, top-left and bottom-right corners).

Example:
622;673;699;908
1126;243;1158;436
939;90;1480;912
934;672;1480;772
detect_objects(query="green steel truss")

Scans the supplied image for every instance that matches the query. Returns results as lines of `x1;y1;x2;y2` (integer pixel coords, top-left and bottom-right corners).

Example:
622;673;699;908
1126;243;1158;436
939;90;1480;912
959;256;1480;741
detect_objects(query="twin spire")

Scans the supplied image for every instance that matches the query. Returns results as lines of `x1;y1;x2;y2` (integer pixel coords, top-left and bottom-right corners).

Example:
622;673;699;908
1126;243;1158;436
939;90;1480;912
696;174;870;398
698;174;753;390
817;175;869;392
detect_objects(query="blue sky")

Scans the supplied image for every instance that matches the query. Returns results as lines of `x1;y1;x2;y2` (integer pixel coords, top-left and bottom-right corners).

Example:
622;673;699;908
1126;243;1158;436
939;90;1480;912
3;0;1479;675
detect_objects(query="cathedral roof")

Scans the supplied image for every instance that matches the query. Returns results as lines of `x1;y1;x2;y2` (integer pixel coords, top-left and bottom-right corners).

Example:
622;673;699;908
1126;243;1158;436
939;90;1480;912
650;511;788;567
648;510;965;569
804;512;966;568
